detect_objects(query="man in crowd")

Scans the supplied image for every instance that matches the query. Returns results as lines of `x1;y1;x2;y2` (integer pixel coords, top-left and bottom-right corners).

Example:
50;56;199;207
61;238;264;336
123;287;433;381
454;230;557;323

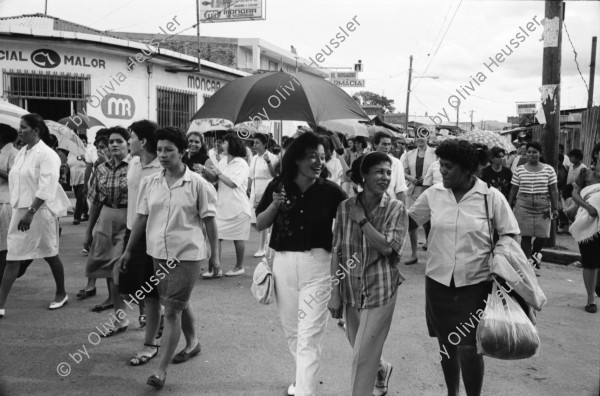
373;132;408;203
481;147;512;199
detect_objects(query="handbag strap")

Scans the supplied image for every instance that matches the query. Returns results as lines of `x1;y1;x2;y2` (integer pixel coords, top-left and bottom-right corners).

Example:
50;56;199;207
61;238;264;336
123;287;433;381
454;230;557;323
483;193;495;255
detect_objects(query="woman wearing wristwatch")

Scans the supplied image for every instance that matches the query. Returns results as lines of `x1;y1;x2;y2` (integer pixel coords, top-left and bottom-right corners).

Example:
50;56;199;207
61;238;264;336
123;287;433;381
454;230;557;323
248;133;279;258
0;114;71;318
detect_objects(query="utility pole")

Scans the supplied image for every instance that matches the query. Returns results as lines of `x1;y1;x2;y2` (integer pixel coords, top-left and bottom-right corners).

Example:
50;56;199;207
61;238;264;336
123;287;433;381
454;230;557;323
542;0;563;246
470;110;474;131
196;1;202;72
405;55;413;134
588;36;597;111
456;104;459;128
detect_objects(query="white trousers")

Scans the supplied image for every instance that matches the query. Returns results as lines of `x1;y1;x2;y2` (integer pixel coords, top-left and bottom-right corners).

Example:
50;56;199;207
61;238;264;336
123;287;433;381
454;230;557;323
273;249;332;396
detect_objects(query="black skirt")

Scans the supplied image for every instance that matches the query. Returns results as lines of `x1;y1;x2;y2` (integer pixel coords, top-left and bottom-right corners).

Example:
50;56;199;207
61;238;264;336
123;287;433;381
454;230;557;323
425;276;492;346
578;236;600;269
118;229;158;298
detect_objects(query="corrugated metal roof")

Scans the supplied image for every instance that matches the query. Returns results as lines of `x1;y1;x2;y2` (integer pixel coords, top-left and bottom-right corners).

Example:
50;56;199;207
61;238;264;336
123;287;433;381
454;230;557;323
0;13;121;39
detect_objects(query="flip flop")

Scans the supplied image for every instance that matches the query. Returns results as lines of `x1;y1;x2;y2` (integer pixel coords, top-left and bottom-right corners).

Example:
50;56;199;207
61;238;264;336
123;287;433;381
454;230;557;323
129;344;159;366
102;325;128;338
91;303;114;313
404;258;419;265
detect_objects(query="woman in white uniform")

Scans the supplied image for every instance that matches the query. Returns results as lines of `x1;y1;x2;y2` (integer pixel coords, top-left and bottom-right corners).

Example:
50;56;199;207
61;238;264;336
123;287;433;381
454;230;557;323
0;113;71;318
248;133;278;257
204;133;251;277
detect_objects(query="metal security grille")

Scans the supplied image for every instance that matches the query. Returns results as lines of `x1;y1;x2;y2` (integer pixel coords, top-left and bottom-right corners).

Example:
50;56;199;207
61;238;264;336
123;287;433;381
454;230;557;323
157;87;197;130
2;69;90;100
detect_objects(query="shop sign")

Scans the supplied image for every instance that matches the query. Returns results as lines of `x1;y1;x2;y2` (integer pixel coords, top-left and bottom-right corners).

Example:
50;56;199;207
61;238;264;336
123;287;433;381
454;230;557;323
0;51;28;61
200;0;265;22
329;78;365;88
30;49;61;68
101;94;135;119
187;75;222;92
330;71;358;79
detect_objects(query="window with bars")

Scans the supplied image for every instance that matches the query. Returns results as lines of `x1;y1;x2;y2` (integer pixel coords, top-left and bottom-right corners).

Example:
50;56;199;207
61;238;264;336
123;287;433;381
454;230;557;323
2;69;90;100
157;87;197;131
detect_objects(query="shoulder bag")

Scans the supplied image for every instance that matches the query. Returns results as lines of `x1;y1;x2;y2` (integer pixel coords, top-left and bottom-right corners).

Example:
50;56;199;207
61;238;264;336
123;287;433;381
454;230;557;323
251;249;275;305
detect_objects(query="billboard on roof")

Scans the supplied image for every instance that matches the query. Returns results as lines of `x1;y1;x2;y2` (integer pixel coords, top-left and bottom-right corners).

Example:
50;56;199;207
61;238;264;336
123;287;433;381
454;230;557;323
199;0;265;22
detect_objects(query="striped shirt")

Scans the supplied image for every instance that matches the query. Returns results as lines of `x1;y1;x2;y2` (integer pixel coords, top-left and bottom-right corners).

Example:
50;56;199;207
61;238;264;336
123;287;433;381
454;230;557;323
333;193;408;309
511;164;557;194
88;157;130;206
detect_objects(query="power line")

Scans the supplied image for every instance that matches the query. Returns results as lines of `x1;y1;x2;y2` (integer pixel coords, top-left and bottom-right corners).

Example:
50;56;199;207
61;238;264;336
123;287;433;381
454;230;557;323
105;6;195;32
88;0;138;28
413;0;463;90
563;20;590;93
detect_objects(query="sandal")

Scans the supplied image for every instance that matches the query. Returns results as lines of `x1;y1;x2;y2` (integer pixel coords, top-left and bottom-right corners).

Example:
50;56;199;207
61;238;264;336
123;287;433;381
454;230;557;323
404;258;419;265
139;315;147;328
585;303;597;313
147;374;166;390
129;344;159;366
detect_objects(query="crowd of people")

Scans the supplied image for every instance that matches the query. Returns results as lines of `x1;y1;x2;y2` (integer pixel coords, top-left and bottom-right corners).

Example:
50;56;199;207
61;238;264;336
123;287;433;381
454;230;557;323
0;114;598;395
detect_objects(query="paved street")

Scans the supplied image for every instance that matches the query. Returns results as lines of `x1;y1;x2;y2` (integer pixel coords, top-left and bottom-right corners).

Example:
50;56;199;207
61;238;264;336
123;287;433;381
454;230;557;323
0;219;598;396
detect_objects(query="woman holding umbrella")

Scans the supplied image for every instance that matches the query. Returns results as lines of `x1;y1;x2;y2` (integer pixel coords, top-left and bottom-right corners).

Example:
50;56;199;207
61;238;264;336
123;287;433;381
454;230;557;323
0;114;71;318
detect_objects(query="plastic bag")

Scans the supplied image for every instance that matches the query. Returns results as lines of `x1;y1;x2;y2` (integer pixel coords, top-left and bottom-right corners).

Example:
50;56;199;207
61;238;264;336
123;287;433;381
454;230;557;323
476;279;540;360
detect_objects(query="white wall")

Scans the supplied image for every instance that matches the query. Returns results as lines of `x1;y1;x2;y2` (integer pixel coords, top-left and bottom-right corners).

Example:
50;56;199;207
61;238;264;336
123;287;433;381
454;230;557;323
0;38;230;127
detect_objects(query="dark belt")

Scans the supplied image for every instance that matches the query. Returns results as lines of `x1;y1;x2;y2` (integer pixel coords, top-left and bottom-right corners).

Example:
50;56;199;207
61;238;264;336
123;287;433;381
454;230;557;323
103;203;127;209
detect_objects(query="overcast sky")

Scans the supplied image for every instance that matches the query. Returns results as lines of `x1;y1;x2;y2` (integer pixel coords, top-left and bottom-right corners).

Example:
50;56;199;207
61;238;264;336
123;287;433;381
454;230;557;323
1;0;599;123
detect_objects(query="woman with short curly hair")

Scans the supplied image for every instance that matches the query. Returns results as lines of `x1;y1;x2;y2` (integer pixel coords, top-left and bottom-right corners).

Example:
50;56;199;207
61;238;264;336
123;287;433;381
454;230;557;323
203;132;251;277
409;139;520;396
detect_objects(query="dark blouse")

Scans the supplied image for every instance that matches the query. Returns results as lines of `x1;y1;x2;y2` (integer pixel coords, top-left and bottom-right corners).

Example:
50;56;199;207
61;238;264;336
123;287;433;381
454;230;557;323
256;178;347;252
415;155;425;179
183;152;210;170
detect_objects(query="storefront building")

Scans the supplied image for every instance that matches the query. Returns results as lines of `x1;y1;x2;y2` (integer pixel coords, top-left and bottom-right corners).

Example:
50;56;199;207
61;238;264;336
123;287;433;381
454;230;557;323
0;14;248;133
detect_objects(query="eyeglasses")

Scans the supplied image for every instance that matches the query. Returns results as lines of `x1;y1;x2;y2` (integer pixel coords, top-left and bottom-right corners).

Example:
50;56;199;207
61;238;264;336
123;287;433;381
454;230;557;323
495;154;505;158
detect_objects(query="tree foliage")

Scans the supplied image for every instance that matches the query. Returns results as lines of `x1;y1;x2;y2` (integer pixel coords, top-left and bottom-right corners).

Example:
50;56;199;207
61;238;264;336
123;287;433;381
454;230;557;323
352;91;396;113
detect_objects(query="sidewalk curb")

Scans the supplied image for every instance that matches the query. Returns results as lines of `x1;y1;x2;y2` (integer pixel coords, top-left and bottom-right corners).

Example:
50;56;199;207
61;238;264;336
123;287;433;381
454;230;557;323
541;248;581;266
